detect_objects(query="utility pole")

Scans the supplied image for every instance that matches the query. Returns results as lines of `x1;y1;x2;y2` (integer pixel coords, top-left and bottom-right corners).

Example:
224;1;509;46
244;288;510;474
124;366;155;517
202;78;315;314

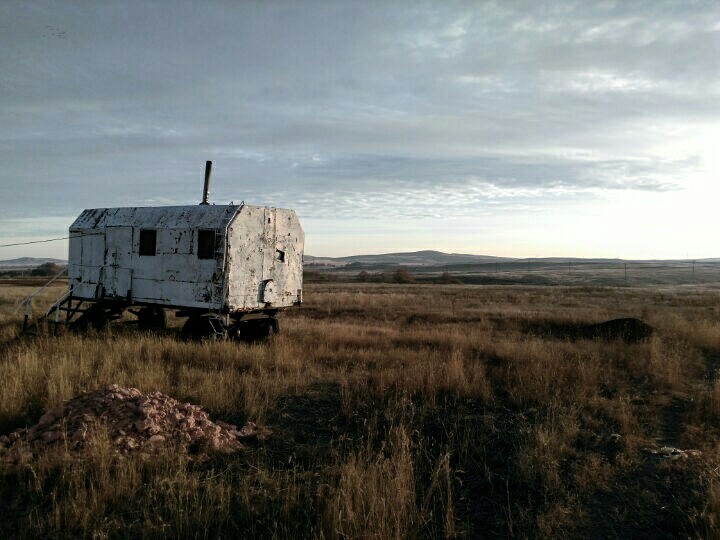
624;263;628;282
692;260;696;282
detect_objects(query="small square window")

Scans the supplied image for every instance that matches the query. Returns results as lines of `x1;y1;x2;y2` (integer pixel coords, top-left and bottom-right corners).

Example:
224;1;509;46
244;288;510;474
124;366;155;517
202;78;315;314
197;230;216;259
139;229;156;256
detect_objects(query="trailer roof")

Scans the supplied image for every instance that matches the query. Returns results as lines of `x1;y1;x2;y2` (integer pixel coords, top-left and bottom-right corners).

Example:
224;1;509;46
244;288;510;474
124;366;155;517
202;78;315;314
69;205;244;231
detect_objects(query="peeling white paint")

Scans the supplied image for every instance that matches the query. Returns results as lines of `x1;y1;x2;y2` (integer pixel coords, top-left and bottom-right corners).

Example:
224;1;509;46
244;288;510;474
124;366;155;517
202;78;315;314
67;204;304;313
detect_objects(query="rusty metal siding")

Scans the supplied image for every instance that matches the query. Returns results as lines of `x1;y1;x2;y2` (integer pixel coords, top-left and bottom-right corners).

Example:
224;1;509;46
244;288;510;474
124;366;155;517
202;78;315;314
225;206;265;309
272;208;304;305
67;204;303;313
226;207;304;310
130;227;220;308
68;228;105;299
104;227;133;297
68;206;239;309
69;205;239;230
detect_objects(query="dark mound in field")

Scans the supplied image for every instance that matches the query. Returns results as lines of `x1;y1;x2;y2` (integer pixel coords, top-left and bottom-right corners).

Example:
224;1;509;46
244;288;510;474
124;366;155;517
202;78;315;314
405;313;486;325
528;317;654;343
587;318;654;342
0;385;261;462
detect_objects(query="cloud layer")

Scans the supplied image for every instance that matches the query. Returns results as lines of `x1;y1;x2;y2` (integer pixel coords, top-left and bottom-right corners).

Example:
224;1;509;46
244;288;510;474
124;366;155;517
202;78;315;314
1;1;718;257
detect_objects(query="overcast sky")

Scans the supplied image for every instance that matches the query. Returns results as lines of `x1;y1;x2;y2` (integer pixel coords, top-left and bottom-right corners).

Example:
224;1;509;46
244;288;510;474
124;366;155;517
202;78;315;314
1;1;719;259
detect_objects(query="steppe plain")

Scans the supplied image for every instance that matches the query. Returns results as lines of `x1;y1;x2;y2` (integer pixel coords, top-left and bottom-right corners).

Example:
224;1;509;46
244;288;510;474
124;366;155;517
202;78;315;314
1;280;720;538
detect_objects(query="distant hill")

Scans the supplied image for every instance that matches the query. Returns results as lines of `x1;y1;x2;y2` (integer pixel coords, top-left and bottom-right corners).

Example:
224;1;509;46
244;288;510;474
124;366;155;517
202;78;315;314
0;257;67;269
304;251;720;270
305;250;516;267
522;257;623;263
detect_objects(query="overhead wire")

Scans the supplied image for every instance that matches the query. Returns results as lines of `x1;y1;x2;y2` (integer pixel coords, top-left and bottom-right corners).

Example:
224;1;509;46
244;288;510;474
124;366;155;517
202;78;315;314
0;233;103;248
0;236;74;248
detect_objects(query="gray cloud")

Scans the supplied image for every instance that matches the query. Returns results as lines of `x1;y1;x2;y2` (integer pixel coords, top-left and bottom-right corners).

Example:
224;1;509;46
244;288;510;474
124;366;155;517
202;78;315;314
0;0;718;255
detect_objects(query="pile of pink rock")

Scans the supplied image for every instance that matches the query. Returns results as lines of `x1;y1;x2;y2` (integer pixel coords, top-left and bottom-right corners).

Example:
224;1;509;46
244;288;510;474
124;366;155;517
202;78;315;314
0;384;257;459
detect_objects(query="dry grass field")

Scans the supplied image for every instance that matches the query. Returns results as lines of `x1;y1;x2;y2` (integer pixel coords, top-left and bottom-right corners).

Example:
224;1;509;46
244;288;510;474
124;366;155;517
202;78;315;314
2;282;720;538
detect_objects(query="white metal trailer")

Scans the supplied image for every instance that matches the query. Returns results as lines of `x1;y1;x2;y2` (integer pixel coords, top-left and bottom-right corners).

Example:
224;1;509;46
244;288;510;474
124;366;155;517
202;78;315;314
68;204;303;310
39;162;304;340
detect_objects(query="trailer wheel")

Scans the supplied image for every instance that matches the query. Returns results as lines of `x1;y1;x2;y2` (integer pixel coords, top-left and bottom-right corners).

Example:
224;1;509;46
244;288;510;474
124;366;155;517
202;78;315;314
181;315;226;341
137;307;167;331
232;317;278;342
71;304;109;332
181;316;206;341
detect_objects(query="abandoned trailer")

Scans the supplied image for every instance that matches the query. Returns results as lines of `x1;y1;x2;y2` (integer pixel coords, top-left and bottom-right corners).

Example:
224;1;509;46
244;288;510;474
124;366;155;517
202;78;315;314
25;163;305;340
51;203;304;339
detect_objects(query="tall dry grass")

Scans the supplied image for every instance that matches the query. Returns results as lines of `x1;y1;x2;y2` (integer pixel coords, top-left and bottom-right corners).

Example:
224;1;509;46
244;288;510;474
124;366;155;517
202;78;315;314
1;282;720;537
320;426;418;539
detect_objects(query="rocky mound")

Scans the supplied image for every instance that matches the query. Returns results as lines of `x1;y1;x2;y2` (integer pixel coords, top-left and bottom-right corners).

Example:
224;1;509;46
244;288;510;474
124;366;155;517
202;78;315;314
0;385;258;460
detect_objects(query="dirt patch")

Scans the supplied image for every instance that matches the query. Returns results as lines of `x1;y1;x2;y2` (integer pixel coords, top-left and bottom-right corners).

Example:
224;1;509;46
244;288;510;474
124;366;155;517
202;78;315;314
0;385;261;461
264;382;350;469
526;317;654;343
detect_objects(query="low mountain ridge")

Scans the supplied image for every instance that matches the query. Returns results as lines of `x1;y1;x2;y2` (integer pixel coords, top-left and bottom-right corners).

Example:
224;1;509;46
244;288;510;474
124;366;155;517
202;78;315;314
0;257;67;268
305;250;516;267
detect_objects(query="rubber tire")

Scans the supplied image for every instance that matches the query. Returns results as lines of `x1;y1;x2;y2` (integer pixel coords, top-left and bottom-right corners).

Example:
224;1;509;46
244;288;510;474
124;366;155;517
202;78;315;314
181;316;225;341
137;307;167;331
71;304;109;332
268;317;279;336
233;318;278;342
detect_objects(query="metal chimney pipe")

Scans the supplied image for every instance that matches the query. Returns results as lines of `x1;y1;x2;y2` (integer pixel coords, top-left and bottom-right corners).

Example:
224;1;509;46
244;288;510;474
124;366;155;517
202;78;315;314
201;161;212;205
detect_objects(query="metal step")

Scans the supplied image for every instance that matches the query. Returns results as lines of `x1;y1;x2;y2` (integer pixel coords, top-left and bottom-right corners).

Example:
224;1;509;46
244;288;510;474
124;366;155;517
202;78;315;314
207;317;227;338
37;292;91;334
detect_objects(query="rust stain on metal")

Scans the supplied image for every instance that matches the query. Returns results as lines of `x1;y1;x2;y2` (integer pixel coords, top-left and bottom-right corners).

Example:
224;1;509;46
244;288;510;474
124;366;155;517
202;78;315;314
68;204;304;312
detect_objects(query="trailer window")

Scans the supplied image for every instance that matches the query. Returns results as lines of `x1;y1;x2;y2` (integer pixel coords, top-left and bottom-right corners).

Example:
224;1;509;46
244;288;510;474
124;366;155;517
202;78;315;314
139;229;156;256
197;230;216;259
